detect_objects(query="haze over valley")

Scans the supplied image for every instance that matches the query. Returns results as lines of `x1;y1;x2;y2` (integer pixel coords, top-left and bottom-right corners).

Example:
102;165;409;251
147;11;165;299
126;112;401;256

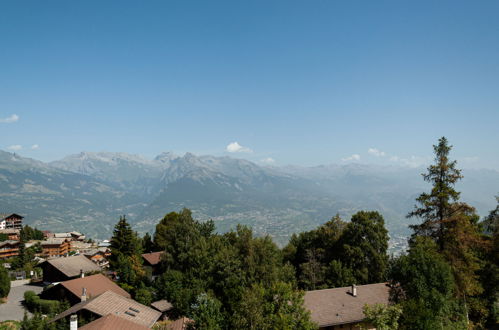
1;149;497;251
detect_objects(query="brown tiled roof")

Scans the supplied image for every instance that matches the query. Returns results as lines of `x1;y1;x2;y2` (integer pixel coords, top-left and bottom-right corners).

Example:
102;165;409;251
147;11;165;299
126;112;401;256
142;251;164;266
44;255;101;278
79;314;149;330
166;317;194;330
303;283;390;327
51;290;161;327
151;299;173;312
59;273;130;300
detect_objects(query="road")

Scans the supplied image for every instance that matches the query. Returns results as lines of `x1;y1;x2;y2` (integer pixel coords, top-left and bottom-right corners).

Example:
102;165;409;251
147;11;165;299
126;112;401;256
0;281;44;322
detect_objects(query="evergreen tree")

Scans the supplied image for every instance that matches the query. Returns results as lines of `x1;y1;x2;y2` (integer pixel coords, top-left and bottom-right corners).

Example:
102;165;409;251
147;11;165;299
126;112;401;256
110;215;140;261
142;232;154;253
408;136;463;250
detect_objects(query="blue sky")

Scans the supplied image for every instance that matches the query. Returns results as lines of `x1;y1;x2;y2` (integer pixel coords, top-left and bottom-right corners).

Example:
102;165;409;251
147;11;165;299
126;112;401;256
1;1;498;169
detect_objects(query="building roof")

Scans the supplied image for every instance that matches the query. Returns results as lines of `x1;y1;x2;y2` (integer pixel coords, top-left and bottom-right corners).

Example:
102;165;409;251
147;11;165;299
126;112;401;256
166;317;193;330
79;313;149;330
151;299;173;313
0;240;20;247
41;238;68;246
54;233;72;238
0;229;20;234
52;290;161;327
0;213;24;220
57;273;130;300
43;255;101;278
303;283;391;327
142;251;164;266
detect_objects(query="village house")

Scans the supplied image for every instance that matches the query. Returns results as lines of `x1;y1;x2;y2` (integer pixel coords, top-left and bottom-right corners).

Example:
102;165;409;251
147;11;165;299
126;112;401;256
41;237;71;258
0;240;20;259
141;251;164;281
51;290;161;328
0;228;20;241
83;248;110;267
40;255;101;283
303;283;391;330
0;213;23;230
40;273;130;305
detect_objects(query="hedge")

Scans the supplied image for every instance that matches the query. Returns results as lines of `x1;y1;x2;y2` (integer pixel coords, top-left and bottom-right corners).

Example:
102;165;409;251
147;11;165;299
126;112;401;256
23;291;60;315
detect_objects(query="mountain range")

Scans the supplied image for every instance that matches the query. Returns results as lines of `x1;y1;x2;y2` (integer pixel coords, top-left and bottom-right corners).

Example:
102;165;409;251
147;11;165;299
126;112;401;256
1;150;498;251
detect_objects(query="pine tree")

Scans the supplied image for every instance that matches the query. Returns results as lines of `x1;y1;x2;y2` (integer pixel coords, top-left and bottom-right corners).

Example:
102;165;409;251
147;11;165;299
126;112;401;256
408;136;463;250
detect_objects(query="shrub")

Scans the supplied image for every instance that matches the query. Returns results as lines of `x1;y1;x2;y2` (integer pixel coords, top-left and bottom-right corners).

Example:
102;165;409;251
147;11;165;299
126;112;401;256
0;266;10;298
24;291;60;315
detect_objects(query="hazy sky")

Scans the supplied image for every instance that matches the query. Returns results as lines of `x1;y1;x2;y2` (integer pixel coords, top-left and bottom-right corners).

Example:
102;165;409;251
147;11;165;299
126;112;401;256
1;1;498;168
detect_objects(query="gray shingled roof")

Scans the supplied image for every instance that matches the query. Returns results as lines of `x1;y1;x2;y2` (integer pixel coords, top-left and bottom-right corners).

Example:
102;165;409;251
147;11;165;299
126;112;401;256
303;283;391;327
51;290;161;327
44;255;100;277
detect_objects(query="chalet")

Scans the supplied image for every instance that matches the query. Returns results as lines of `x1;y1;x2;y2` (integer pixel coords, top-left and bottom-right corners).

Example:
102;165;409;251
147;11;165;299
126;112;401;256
40;273;130;306
83;248;110;267
41;238;71;258
70;231;86;241
0;228;20;241
142;251;164;281
51;290;161;328
0;213;23;230
40;255;101;283
0;240;20;259
303;283;391;330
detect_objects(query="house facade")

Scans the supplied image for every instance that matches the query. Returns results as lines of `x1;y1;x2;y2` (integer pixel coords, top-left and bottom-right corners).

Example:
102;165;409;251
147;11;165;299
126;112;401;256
0;240;20;259
0;213;23;230
41;238;71;257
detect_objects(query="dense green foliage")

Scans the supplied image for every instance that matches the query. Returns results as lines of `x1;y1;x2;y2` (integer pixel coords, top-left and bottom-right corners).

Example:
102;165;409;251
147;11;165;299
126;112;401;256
0;265;10;298
149;209;316;328
362;303;402;330
109;215;144;286
400;137;497;328
19;226;44;242
23;291;60;315
284;212;389;290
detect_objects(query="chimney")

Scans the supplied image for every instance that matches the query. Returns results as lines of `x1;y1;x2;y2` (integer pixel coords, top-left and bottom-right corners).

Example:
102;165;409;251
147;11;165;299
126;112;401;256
70;314;78;330
80;269;84;278
352;284;357;297
81;287;87;302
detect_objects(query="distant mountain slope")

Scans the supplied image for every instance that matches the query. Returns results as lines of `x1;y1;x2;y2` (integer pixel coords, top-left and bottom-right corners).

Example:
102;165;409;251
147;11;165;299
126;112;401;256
1;150;498;250
0;151;144;239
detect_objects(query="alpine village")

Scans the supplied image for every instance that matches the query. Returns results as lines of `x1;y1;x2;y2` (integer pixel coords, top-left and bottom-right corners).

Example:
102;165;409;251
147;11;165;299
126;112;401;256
0;138;498;330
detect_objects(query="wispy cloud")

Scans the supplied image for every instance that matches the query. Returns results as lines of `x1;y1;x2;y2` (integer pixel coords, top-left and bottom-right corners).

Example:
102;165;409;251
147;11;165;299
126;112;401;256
341;154;360;162
226;142;252;153
368;148;386;157
7;145;22;151
260;157;275;165
31;144;39;150
0;114;19;123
